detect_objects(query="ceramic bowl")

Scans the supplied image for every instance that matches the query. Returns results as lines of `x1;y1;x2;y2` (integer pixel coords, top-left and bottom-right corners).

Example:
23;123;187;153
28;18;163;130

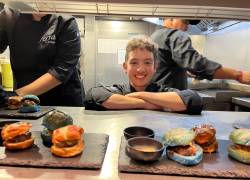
123;126;154;140
126;137;164;162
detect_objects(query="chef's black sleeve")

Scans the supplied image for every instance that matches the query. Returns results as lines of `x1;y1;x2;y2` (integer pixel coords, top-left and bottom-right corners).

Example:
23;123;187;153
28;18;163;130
169;30;222;80
84;86;121;110
0;9;8;53
176;90;203;115
48;17;81;83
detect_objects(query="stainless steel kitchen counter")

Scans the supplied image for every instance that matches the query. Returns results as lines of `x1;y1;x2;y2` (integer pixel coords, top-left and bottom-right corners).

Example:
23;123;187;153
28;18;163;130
197;89;250;102
0;107;249;180
232;97;250;108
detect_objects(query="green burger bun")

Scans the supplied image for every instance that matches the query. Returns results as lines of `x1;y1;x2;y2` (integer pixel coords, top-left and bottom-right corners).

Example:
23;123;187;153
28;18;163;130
228;128;250;164
42;110;73;131
162;128;196;146
41;128;53;147
41;110;73;146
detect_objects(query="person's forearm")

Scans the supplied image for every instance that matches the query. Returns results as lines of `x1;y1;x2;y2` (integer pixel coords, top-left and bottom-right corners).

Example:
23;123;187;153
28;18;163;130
15;73;61;96
126;92;186;111
213;67;241;80
102;94;158;110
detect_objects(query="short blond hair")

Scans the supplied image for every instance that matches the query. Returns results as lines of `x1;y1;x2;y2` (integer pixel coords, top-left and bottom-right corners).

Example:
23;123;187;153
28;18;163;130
125;35;158;62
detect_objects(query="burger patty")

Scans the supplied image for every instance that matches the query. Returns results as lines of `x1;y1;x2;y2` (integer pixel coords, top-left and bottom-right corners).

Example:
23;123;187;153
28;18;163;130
55;140;79;148
232;144;250;152
200;140;218;153
6;132;32;143
168;144;197;156
22;100;36;106
198;136;216;146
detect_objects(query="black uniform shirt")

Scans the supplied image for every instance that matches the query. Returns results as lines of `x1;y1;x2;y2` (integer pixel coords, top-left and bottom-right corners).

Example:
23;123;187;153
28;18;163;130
85;83;203;115
151;28;222;90
0;9;84;106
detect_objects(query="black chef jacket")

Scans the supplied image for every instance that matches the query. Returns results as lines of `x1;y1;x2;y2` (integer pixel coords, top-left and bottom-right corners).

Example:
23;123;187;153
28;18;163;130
85;83;203;115
0;8;84;106
151;28;222;90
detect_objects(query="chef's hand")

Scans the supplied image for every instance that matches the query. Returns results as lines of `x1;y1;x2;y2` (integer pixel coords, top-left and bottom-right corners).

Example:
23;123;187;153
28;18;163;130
238;71;250;85
0;85;17;106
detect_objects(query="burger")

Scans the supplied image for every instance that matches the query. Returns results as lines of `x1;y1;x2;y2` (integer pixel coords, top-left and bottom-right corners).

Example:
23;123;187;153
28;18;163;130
41;110;73;147
7;96;22;110
19;95;40;113
1;122;34;150
192;124;218;153
51;125;84;157
228;128;250;164
162;128;203;166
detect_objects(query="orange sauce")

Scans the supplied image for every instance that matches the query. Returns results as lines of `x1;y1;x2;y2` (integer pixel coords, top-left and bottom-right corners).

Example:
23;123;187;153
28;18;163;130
134;145;157;152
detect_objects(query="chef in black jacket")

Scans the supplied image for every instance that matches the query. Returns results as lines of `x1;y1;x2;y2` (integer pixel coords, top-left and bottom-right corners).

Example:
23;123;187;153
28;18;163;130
151;18;250;90
85;36;203;115
0;4;84;106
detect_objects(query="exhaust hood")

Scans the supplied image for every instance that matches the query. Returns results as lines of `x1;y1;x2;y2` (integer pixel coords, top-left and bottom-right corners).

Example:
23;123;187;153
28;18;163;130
2;0;250;21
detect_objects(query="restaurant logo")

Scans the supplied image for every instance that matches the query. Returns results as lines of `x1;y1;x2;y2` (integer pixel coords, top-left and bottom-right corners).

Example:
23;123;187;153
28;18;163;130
40;34;56;44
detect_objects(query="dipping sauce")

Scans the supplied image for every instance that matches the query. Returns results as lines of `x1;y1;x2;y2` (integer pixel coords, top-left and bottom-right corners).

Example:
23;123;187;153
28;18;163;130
134;145;157;152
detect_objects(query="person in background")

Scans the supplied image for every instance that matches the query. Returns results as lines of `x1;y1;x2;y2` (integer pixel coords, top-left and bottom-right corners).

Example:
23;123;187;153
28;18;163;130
150;18;250;90
85;36;203;115
0;3;84;106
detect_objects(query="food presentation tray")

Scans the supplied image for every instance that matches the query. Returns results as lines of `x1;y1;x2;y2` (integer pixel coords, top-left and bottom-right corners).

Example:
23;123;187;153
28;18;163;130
0;106;54;119
118;138;250;178
0;132;109;169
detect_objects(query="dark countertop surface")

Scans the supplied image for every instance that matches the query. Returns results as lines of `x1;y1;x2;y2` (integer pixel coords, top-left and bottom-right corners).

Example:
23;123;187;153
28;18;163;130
0;107;250;180
232;97;250;108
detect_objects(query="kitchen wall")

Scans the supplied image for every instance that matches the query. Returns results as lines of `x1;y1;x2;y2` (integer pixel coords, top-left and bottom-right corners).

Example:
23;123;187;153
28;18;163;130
82;16;156;91
190;35;206;54
203;22;250;71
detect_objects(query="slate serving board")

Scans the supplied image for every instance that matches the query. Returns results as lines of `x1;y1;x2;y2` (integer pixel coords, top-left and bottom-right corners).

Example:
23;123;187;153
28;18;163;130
0;106;54;119
119;138;250;178
0;132;109;169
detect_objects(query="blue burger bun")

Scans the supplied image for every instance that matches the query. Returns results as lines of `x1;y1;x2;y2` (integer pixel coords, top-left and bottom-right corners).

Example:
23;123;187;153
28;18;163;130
162;128;196;146
166;144;203;165
19;95;40;113
228;129;250;164
21;95;40;104
162;128;203;165
42;110;73;131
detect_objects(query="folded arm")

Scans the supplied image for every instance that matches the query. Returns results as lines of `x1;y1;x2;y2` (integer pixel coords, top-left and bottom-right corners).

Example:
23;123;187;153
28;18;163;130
84;85;161;110
126;91;186;111
85;85;202;114
102;94;162;110
126;90;202;114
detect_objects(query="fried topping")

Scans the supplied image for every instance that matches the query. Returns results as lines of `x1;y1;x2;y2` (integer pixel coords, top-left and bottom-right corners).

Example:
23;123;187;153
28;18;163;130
168;143;197;156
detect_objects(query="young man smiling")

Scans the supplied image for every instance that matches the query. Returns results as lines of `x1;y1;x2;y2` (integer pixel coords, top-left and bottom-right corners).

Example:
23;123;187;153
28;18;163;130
85;36;203;115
